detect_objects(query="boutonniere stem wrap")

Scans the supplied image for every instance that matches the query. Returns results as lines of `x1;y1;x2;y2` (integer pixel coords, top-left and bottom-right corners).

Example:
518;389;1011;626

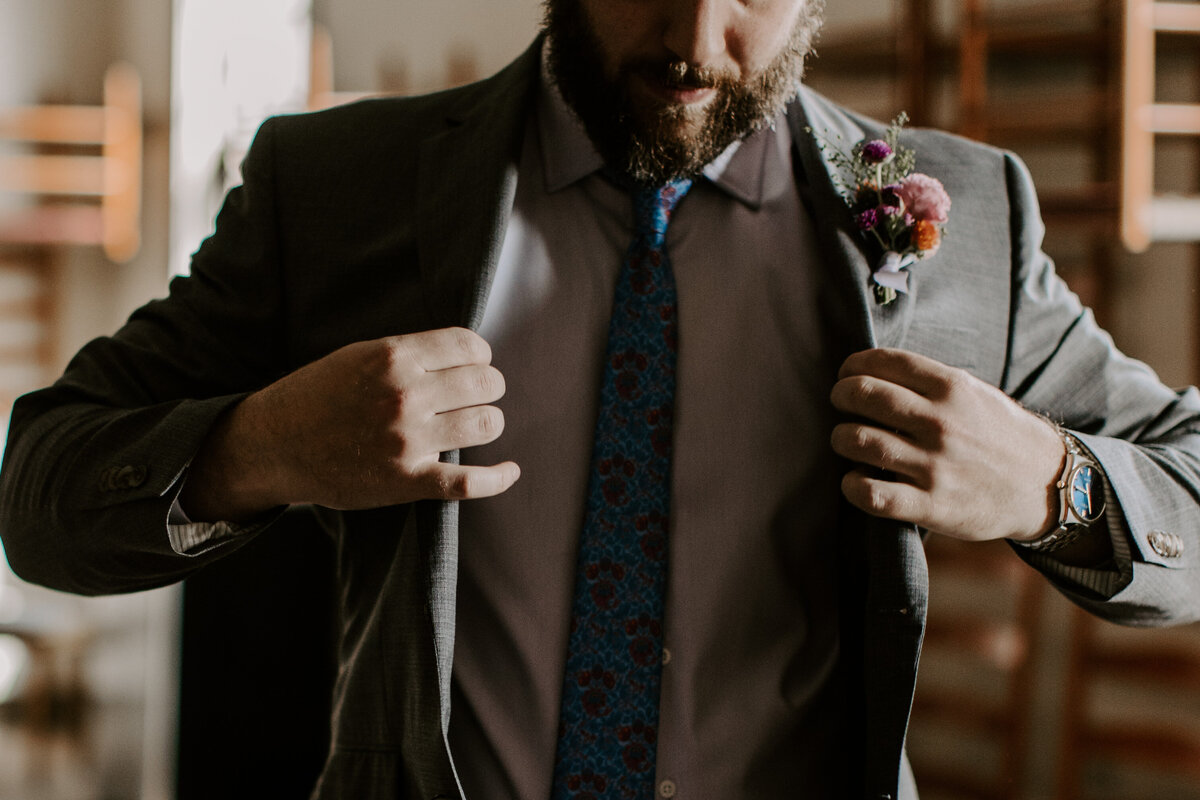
811;113;952;305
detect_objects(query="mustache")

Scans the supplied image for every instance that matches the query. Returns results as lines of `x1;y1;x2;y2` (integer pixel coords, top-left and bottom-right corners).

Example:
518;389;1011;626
627;59;737;90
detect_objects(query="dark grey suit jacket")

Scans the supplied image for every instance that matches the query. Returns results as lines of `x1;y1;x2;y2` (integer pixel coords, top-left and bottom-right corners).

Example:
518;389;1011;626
4;40;1200;800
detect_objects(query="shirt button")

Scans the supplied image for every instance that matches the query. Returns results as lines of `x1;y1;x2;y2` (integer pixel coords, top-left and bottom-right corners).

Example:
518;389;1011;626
662;647;672;665
658;779;677;798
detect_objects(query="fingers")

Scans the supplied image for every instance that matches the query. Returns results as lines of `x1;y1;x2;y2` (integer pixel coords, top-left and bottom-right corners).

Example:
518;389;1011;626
428;404;507;452
425;363;506;414
838;348;961;399
830;373;930;433
830;422;931;484
419;461;522;500
399;327;493;372
840;467;929;523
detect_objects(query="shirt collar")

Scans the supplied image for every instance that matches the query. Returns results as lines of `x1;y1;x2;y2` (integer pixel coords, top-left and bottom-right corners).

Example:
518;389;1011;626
536;41;787;210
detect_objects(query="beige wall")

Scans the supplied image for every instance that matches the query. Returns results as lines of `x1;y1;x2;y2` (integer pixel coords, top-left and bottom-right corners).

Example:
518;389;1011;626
312;0;544;92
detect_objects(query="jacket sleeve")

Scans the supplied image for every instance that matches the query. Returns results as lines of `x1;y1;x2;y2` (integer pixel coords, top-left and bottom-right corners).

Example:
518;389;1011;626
999;152;1200;626
0;117;290;596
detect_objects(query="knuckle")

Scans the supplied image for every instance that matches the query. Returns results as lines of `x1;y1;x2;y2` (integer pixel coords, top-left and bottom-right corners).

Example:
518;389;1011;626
453;327;490;364
447;471;474;499
379;337;410;372
845;473;902;519
853;425;875;452
848;376;874;402
863;482;893;514
474;366;501;398
390;384;418;418
874;440;898;469
476;406;504;438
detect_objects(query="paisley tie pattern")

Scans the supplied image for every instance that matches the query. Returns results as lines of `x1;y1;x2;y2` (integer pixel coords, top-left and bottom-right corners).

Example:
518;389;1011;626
552;179;693;800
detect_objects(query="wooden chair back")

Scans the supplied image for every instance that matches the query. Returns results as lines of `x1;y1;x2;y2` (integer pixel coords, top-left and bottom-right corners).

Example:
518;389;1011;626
0;62;142;262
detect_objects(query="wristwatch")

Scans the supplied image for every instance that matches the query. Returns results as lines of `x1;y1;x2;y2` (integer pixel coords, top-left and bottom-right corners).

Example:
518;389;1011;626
1015;431;1106;553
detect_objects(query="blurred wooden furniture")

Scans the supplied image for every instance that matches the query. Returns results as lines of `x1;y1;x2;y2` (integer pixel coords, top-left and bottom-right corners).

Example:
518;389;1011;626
307;24;380;111
307;24;480;112
0;261;52;412
957;0;1200;368
1120;0;1200;252
808;0;949;126
957;0;1125;324
1056;608;1200;799
0;63;141;410
0;62;142;262
0;621;95;787
907;537;1044;800
958;0;1122;215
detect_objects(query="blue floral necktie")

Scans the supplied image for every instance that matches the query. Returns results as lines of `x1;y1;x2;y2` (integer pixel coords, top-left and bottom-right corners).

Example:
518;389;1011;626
551;178;693;800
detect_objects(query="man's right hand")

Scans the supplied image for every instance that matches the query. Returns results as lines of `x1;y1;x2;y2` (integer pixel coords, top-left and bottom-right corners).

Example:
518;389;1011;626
179;327;519;522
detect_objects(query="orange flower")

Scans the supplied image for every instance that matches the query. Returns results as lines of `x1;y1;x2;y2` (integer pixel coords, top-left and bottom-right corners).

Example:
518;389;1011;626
913;219;941;253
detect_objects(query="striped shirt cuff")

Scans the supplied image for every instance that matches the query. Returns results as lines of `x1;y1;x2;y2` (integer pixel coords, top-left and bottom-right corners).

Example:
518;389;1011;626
1026;478;1132;600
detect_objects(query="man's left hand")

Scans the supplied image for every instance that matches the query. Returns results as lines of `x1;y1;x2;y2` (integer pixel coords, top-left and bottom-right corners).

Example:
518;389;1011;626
830;348;1064;542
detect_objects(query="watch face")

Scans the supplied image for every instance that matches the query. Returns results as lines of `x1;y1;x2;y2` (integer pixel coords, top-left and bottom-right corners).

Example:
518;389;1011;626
1069;463;1105;524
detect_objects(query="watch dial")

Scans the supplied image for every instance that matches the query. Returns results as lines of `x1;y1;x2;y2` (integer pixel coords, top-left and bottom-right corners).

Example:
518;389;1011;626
1070;464;1104;523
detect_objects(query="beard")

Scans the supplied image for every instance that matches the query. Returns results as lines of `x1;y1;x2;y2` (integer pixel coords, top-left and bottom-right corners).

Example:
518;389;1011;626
543;0;824;186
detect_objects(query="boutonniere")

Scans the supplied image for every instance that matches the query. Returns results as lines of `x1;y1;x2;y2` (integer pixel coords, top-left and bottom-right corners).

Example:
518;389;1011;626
811;113;951;305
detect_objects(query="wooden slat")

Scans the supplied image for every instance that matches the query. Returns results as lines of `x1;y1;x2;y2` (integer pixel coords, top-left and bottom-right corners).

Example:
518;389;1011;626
0;154;129;196
0;62;141;262
1083;727;1200;777
985;28;1108;55
986;0;1115;29
913;691;1010;730
100;63;140;262
977;91;1115;140
1154;1;1200;34
925;621;1027;669
0;106;108;144
1090;646;1200;686
1147;102;1200;134
0;206;104;247
1146;195;1200;241
1122;0;1157;252
1037;183;1121;222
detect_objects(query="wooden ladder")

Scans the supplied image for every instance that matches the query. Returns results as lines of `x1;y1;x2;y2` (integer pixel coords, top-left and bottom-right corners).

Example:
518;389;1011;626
0;63;142;263
1121;0;1200;252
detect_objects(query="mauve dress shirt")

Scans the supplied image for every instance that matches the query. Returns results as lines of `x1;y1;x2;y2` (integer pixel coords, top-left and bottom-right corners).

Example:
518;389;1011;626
450;50;849;800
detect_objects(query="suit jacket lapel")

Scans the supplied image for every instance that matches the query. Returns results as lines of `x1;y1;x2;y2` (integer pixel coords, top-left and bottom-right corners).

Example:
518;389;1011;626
411;40;540;755
790;87;929;796
789;89;919;354
417;41;539;331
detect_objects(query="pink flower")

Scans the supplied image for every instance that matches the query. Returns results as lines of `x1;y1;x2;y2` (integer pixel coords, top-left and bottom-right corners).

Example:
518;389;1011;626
897;173;951;223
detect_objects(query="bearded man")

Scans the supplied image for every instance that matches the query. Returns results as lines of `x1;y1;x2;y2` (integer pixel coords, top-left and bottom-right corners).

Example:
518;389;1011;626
4;1;1200;799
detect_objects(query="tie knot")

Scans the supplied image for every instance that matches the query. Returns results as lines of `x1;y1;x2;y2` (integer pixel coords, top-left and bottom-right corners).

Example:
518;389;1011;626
633;178;693;244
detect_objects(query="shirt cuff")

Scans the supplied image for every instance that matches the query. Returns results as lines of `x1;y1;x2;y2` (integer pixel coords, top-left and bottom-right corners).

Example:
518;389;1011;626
1025;467;1133;600
166;475;281;556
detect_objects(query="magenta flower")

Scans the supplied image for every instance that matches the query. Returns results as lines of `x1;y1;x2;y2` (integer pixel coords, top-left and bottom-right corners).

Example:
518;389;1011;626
855;208;880;230
897;173;951;223
860;140;893;164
